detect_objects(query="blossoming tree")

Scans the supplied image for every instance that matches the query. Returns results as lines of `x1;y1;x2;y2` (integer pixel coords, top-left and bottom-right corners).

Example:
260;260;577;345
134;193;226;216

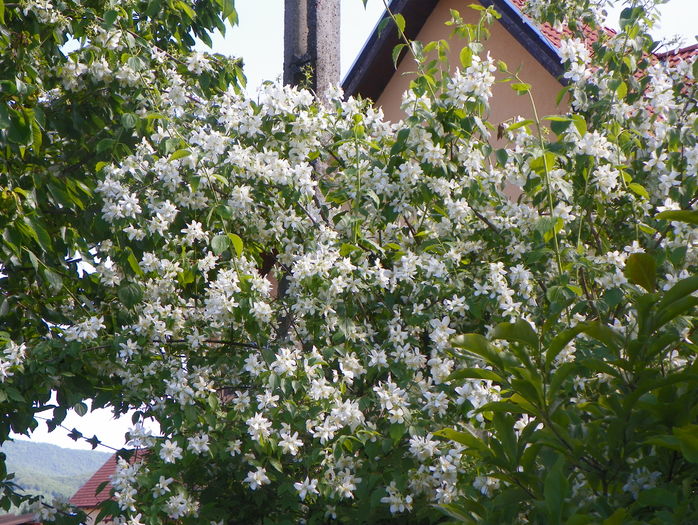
2;0;698;523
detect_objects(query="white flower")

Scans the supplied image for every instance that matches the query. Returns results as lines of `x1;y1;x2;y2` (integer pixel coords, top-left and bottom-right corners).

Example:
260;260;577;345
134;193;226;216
244;467;270;490
159;440;183;463
152;476;174;497
187;433;210;454
246;412;272;442
279;430;303;455
293;477;319;500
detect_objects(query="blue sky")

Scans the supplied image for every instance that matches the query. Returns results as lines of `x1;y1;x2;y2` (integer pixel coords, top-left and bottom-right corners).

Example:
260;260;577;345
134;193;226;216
15;0;698;452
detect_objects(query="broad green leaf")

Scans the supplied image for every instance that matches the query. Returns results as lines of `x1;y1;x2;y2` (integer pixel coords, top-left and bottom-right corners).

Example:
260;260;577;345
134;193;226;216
628;182;649;199
654;296;698;330
656;209;698;225
657;276;698;311
392;43;407;68
644;434;682;452
211;234;230;255
602;509;627;525
635;487;677;509
511;82;531;94
623;252;656;292
118;283;143;308
460;46;472;68
169;148;191;161
433;428;485;450
672;425;698;463
452;334;503;369
571;114;587;136
491;320;538;349
393;13;406;34
544;457;568;525
447;367;503;383
227;233;243;257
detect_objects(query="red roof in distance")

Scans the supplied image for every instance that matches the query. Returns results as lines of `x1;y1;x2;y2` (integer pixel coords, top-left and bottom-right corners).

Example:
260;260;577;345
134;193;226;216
69;450;147;509
0;514;41;525
69;454;118;508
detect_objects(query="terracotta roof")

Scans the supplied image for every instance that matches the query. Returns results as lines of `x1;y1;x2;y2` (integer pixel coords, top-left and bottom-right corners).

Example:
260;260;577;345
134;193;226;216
69;450;146;509
69;454;117;508
0;514;40;525
656;43;698;66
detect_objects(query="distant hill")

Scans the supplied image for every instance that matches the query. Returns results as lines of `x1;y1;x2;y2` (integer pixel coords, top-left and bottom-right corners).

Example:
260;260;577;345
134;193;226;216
0;440;112;504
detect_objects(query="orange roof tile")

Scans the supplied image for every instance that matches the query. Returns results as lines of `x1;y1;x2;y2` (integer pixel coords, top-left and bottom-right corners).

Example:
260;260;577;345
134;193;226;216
68;454;117;508
69;450;147;509
0;514;40;525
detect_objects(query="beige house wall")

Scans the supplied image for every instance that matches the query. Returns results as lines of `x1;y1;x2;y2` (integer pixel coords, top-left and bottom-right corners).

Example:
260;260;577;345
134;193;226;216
375;0;565;124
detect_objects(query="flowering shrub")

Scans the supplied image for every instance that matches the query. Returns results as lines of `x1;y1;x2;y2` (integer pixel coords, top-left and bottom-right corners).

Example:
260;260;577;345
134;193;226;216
2;0;697;523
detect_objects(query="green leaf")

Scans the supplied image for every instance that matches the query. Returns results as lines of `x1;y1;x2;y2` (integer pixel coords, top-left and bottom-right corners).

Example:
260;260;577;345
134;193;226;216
657;276;698;311
447;368;503;383
495;148;508;165
118;283;143;308
571;114;587;136
547;322;622;366
169;148;191;161
603;509;627;525
491;320;538;349
227;233;243;257
175;0;195;19
506;119;534;132
42;268;63;292
452;334;503;369
635;487;677;509
544;457;568;525
389;423;405;442
0;103;10;129
215;0;236;23
103;9;118;27
392;43;407;68
644;434;682;452
460;46;473;68
433;428;485;450
73;402;88;417
211;234;230;255
623;252;656;292
628;182;649;199
511;82;531;94
121;113;137;129
656;210;698;225
126;250;144;276
393;13;406;34
27;217;52;252
616;80;628;100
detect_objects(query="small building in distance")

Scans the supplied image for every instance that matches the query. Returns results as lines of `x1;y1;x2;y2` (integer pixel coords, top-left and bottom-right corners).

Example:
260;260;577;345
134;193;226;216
68;454;118;525
0;514;41;525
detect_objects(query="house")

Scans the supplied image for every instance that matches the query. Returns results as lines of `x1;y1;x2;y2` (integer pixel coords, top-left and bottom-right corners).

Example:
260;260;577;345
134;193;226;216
342;0;697;122
69;449;148;525
68;453;118;525
0;514;41;525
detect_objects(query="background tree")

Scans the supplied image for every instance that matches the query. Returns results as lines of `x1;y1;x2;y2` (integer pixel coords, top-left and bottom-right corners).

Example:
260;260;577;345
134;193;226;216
0;0;242;512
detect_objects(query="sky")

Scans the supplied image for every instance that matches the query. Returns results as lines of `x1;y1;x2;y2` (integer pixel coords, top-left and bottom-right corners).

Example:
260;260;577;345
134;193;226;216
12;0;698;453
